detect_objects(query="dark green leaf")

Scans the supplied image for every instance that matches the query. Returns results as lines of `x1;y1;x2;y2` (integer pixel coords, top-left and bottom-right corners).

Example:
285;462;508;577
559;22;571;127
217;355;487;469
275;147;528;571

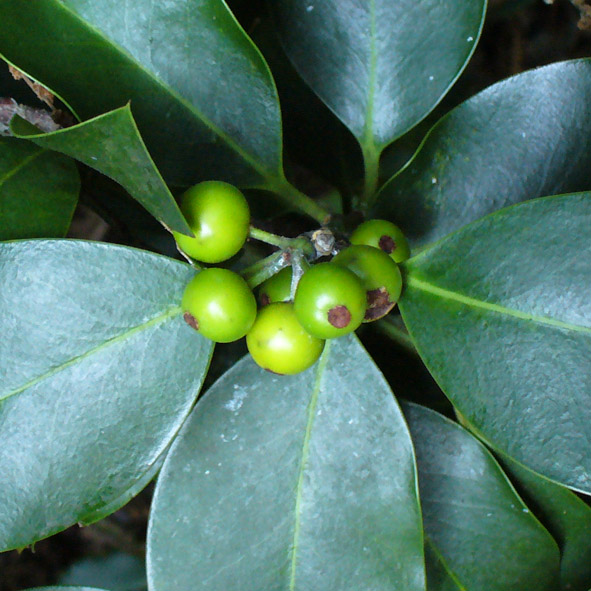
251;18;364;201
375;59;591;248
399;194;591;493
0;136;79;240
20;588;109;591
502;457;591;591
269;0;485;178
59;552;147;591
403;403;560;591
0;240;213;551
0;0;282;187
148;336;425;591
11;108;192;235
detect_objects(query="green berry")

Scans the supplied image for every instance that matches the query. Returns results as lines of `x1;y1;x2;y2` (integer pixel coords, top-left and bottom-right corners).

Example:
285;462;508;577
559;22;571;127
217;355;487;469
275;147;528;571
182;268;256;343
258;266;293;306
333;245;402;322
293;262;366;339
247;302;325;375
350;219;410;263
173;180;250;263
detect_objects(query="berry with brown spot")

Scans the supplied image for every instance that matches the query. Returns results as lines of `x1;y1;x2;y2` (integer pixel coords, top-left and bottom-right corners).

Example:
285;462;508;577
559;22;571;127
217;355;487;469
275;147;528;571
333;245;402;322
293;262;366;339
350;219;410;263
182;268;256;343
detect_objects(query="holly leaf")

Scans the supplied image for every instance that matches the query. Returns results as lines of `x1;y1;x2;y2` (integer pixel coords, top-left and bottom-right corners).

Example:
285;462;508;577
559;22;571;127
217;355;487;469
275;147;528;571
0;240;213;551
400;193;591;493
0;136;79;240
0;0;282;188
11;108;192;236
501;457;591;591
374;59;591;248
59;553;147;591
403;403;560;591
148;336;425;591
269;0;485;171
21;588;108;591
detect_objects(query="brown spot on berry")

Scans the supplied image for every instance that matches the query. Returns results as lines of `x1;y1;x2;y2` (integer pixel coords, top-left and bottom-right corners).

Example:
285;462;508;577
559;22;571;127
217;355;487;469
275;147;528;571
378;235;396;254
365;287;394;322
260;292;271;307
265;368;285;376
183;312;199;331
328;305;351;328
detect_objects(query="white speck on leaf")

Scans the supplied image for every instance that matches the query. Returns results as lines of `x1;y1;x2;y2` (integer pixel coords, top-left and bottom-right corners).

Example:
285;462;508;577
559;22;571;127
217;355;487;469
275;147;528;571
431;177;437;184
306;5;314;11
225;388;248;412
467;36;474;42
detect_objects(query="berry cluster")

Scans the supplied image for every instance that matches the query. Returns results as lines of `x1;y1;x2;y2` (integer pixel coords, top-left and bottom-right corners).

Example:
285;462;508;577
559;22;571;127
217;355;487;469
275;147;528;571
175;181;409;375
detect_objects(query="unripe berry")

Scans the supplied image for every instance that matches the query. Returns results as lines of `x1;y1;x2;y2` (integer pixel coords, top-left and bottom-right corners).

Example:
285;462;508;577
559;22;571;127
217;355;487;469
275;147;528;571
182;268;256;343
173;180;250;263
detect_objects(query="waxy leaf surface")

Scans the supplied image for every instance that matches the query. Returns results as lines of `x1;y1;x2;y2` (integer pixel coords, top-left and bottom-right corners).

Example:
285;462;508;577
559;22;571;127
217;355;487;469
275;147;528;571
502;457;591;591
148;336;425;591
0;136;79;240
404;403;560;591
0;240;213;550
0;0;282;187
375;59;591;248
400;194;591;493
59;552;147;591
269;0;485;153
21;588;108;591
11;108;191;235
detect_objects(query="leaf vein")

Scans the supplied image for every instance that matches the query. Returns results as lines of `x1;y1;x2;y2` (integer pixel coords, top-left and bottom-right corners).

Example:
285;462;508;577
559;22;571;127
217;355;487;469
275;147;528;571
0;305;182;403
426;535;468;591
50;0;276;181
407;276;591;334
0;148;46;190
288;340;331;590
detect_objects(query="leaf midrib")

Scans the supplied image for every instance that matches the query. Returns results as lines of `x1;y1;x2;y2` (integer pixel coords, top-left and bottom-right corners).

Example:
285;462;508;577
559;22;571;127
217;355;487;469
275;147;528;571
407;275;591;334
49;0;279;182
362;0;378;151
426;535;468;591
288;340;331;590
0;148;46;191
0;304;182;403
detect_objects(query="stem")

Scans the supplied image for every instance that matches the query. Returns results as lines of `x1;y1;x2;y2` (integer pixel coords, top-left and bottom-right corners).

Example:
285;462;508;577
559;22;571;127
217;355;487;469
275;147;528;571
249;226;295;250
263;175;331;225
289;250;309;300
361;142;381;209
376;317;419;356
241;250;290;290
249;226;316;258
